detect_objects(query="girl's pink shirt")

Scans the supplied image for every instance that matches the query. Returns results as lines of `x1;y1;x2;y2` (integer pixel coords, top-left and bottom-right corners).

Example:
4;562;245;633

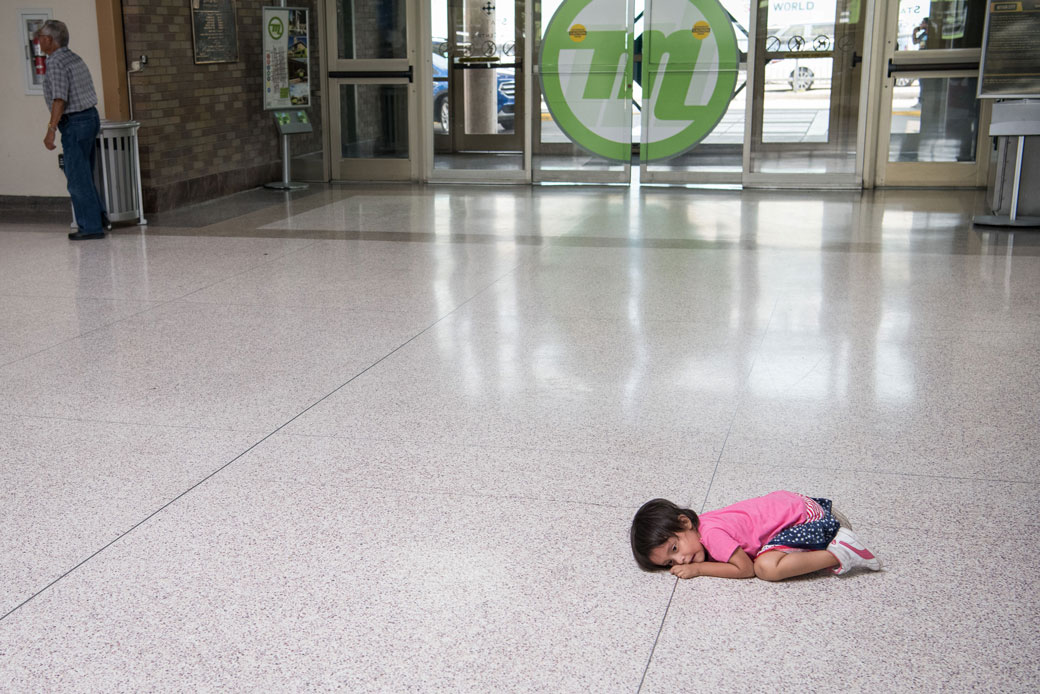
697;491;806;561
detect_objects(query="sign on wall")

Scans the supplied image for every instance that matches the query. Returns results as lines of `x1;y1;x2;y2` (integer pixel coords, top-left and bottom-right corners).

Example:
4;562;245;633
539;0;738;162
263;6;310;110
191;0;239;64
978;1;1040;99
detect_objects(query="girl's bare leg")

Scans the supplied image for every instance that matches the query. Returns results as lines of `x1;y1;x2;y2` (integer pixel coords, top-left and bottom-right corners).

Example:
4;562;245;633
753;550;839;581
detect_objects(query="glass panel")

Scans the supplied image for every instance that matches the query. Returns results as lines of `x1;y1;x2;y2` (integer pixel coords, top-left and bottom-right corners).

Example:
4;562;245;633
459;66;516;136
336;0;406;60
533;0;632;177
760;0;835;146
888;76;979;162
643;0;748;176
433;37;450;134
495;67;517;136
761;59;832;144
339;83;409;158
433;0;523;172
450;1;518;137
895;0;986;52
748;0;861;176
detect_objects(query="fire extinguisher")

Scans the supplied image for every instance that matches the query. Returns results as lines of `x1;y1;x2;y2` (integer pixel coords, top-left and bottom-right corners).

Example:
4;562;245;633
33;37;45;75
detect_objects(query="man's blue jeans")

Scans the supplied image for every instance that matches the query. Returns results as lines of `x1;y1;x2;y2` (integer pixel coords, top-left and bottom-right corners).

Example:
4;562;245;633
59;107;106;234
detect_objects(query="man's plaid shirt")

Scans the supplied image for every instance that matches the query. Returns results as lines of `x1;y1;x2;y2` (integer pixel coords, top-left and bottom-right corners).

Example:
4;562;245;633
43;47;97;114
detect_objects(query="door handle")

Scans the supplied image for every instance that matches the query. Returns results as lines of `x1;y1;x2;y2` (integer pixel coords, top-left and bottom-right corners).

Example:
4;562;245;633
328;67;413;83
852;52;862;68
887;59;979;77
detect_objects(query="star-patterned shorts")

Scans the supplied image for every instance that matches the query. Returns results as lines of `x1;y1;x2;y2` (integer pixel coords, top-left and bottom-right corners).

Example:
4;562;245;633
758;496;841;555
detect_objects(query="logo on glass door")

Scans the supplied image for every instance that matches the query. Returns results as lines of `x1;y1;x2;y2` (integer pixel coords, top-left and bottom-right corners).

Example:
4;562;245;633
540;0;738;161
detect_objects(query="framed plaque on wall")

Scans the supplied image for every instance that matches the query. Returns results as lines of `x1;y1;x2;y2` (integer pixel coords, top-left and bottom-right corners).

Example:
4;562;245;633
191;0;239;64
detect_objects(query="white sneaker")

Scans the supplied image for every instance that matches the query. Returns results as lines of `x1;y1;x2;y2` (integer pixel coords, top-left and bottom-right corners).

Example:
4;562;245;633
828;527;882;575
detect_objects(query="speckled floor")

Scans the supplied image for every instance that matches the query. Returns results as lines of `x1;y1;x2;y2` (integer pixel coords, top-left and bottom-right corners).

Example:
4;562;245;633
1;184;1038;692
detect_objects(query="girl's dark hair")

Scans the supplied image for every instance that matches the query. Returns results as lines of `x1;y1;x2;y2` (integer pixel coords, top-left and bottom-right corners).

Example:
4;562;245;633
630;499;699;572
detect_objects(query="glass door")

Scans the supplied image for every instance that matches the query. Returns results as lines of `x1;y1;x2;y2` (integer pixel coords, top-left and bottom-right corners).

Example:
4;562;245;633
744;0;869;186
532;0;749;185
326;0;417;180
430;0;525;177
638;0;748;184
532;0;634;183
872;0;990;187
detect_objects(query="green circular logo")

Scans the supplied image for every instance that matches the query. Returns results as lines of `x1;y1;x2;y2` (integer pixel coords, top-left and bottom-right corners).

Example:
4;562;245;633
540;0;738;162
268;16;285;40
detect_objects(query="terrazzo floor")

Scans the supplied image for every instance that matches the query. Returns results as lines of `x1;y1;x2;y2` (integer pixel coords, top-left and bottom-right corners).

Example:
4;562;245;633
1;184;1038;692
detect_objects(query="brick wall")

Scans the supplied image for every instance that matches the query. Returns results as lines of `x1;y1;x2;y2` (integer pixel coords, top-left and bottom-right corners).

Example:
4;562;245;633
122;0;322;212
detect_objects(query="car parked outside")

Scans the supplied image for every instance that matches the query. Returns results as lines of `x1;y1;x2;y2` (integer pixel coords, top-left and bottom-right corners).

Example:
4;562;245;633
432;52;515;134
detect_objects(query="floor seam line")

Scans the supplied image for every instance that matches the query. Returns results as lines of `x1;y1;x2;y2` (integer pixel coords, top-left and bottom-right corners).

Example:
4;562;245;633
0;255;526;623
635;297;780;693
635;578;679;693
0;300;177;370
163;238;323;304
694;296;780;513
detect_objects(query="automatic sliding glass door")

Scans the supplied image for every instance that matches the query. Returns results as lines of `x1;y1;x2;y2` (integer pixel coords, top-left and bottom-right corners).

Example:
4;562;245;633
744;0;868;186
532;0;633;183
638;0;748;184
429;0;526;179
421;0;873;187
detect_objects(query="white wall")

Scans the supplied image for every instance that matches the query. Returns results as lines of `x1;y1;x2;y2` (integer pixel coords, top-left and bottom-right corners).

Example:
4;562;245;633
2;1;105;197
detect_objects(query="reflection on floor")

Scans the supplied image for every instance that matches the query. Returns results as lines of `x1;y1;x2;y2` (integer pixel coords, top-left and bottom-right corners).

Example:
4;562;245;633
2;183;1038;691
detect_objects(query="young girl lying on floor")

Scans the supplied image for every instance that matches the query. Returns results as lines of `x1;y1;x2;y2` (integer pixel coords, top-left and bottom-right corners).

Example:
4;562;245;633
630;491;882;581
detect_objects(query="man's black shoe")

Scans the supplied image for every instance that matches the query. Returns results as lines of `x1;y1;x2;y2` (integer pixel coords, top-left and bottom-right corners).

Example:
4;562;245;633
68;230;106;240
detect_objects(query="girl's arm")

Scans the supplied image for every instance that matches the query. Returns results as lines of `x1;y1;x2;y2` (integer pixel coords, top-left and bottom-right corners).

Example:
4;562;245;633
671;547;755;579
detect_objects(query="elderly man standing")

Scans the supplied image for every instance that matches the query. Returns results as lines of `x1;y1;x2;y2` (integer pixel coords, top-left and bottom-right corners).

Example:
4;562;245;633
38;19;107;240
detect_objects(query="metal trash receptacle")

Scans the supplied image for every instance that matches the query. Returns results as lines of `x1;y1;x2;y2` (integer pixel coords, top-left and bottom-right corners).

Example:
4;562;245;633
990;135;1040;217
95;120;147;225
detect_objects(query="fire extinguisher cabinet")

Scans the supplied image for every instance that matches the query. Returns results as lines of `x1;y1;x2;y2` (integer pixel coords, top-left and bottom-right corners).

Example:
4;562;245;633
95;120;147;226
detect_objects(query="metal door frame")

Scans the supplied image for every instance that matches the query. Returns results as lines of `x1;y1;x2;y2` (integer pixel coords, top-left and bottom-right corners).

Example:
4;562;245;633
530;0;633;184
869;0;990;188
740;0;873;189
425;0;531;183
442;0;524;153
637;0;746;185
325;0;420;181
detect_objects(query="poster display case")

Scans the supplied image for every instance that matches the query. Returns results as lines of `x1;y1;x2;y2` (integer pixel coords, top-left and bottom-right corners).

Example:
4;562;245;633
263;6;310;110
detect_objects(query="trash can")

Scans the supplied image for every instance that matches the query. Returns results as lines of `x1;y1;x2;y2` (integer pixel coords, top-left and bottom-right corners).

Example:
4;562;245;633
975;101;1040;227
990;136;1040;217
95;120;147;225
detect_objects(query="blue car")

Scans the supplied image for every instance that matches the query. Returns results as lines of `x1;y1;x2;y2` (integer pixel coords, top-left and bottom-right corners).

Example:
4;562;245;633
432;52;515;134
